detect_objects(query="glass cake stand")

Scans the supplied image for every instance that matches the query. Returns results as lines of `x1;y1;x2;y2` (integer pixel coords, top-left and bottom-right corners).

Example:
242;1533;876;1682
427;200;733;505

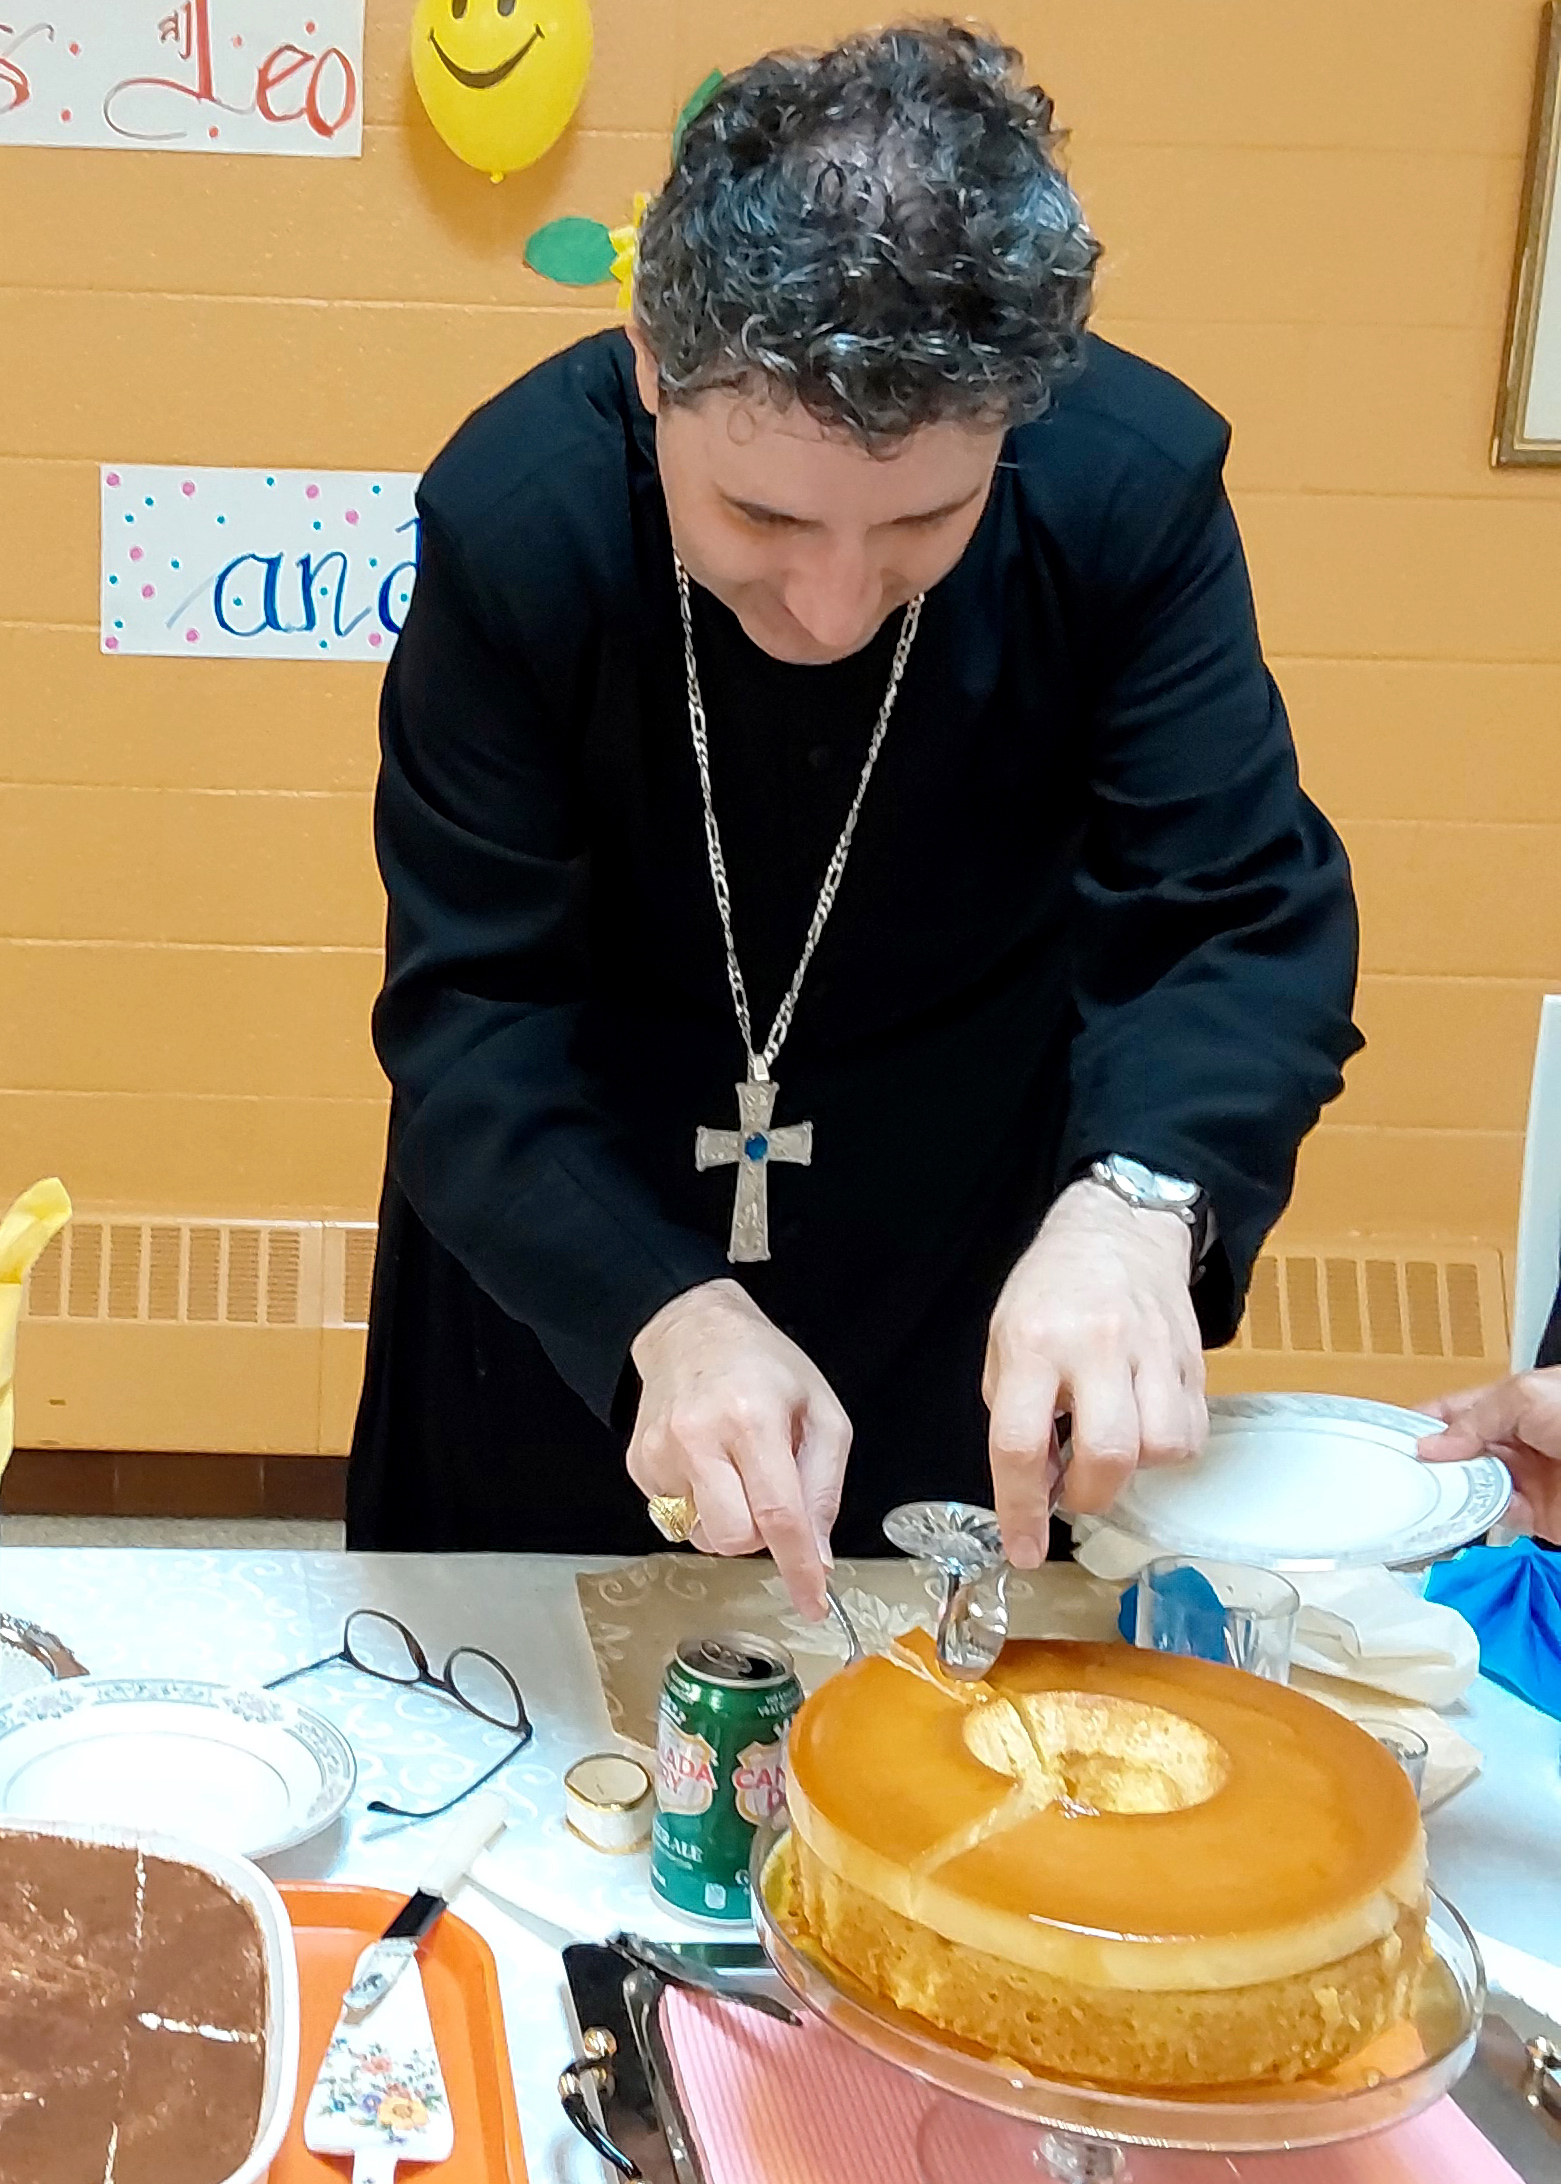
751;1822;1483;2182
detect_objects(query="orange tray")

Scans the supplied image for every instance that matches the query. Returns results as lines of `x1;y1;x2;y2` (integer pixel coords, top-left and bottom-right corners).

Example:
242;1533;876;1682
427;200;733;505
275;1882;528;2183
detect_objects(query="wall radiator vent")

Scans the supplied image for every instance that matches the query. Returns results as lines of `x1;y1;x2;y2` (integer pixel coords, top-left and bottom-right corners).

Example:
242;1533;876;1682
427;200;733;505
23;1225;1510;1374
22;1219;379;1331
1229;1244;1506;1364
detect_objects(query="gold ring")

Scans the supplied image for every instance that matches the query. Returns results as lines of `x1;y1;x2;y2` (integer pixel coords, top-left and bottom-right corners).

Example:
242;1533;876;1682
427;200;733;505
647;1493;697;1544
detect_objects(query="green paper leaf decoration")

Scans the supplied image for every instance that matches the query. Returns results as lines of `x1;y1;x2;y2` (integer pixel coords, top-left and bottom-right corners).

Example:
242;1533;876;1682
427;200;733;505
673;69;724;155
524;217;619;287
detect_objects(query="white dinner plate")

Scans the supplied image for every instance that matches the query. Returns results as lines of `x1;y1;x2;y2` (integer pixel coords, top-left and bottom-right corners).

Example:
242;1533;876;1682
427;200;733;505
0;1678;356;1858
1099;1392;1512;1570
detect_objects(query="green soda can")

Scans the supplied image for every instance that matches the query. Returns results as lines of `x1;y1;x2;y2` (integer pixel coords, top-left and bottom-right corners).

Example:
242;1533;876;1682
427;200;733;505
650;1633;802;1922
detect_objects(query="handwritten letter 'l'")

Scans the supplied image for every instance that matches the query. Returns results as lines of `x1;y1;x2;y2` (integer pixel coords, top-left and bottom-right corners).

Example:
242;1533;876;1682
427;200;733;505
1;0;364;156
102;467;420;661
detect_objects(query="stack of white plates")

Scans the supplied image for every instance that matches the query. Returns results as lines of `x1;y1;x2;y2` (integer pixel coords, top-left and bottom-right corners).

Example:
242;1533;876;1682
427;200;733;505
1090;1392;1511;1570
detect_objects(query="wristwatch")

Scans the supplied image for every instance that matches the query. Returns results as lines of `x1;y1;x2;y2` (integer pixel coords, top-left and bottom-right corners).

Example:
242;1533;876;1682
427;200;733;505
1087;1154;1217;1273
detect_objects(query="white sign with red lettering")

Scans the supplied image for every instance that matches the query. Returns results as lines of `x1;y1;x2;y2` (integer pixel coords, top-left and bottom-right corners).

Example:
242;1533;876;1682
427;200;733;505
0;0;363;156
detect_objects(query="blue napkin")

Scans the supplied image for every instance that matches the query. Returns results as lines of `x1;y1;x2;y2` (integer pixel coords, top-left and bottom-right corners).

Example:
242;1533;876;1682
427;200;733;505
1424;1539;1561;1720
1118;1564;1229;1663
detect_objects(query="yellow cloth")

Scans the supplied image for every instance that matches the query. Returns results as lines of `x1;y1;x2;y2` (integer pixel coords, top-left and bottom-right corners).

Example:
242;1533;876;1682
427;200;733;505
0;1178;71;1479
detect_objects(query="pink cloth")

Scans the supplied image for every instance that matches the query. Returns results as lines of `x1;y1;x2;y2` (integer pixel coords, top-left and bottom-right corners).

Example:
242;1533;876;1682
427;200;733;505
661;1988;1520;2184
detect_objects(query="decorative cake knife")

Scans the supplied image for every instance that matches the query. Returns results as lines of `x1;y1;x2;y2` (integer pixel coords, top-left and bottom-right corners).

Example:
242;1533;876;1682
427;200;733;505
342;1790;509;2018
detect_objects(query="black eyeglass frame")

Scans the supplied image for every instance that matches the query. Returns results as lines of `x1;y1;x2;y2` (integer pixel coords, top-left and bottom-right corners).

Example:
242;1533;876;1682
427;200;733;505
267;1609;534;1820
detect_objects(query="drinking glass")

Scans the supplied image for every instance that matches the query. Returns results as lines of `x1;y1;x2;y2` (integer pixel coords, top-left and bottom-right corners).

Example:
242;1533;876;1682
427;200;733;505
1134;1557;1299;1682
1356;1716;1429;1800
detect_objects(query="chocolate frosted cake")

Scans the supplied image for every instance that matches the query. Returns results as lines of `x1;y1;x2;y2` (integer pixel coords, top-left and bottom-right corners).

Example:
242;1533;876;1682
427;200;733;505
0;1830;268;2184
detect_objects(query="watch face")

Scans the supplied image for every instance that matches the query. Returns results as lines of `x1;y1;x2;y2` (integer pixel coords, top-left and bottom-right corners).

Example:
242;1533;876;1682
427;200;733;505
1107;1157;1200;1210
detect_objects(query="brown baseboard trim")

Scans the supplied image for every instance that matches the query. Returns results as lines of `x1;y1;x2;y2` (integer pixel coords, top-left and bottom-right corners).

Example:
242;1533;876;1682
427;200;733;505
3;1450;347;1522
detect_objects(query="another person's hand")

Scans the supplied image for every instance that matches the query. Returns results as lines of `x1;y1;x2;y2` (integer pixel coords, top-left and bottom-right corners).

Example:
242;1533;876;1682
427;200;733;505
1417;1367;1561;1542
627;1279;849;1619
984;1179;1207;1566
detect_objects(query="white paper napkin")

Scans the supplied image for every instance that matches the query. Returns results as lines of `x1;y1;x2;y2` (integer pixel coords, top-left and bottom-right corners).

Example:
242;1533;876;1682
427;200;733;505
1288;1673;1481;1809
1075;1525;1479;1707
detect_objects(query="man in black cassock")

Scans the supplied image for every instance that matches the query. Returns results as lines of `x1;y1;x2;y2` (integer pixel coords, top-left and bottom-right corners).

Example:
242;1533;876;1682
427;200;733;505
349;23;1362;1617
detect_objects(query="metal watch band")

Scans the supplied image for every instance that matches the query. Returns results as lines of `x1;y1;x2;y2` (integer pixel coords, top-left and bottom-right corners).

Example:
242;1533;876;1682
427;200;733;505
1087;1156;1216;1273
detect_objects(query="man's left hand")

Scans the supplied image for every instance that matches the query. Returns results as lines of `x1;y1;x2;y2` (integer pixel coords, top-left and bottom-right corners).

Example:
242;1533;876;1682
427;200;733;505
983;1179;1208;1566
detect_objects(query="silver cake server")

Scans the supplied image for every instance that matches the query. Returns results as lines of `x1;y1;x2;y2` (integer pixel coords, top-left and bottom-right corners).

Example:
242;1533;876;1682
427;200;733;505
824;1583;864;1664
609;1932;800;2025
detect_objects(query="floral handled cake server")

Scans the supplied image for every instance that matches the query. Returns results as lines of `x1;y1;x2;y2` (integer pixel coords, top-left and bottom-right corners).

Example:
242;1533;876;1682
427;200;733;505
304;1940;454;2181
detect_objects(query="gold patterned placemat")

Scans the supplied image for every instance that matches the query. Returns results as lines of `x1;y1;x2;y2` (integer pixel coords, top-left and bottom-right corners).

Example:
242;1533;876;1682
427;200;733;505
576;1554;1125;1747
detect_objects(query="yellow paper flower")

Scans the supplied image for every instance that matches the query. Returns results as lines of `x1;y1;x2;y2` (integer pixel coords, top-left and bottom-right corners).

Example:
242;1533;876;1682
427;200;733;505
0;1178;71;1481
608;192;651;312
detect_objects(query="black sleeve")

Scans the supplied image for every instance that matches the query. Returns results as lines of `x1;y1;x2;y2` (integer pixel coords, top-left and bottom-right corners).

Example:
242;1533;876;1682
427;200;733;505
1054;449;1363;1344
1536;1261;1561;1371
371;501;729;1422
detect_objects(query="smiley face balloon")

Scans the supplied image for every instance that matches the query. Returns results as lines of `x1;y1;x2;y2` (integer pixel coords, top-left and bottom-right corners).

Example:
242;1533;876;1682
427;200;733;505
410;0;592;181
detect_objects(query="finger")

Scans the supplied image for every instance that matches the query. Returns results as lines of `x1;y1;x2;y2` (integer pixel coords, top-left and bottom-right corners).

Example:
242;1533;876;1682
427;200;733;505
1417;1418;1486;1465
1181;1361;1210;1455
1133;1352;1197;1467
625;1417;682;1502
682;1442;764;1557
726;1411;829;1621
794;1398;852;1564
1416;1381;1498;1438
987;1356;1061;1569
630;1419;763;1558
1417;1381;1526;1466
1060;1360;1140;1515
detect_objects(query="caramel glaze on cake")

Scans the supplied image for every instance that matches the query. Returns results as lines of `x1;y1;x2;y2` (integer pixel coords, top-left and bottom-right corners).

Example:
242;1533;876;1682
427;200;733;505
0;1831;267;2184
783;1632;1428;2089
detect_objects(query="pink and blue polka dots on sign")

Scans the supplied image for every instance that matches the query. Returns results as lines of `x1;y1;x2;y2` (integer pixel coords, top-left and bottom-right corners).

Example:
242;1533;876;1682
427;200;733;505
100;465;420;661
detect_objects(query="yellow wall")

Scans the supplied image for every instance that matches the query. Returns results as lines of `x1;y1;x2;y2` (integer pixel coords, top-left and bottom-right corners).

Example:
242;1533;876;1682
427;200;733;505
4;2;1559;1363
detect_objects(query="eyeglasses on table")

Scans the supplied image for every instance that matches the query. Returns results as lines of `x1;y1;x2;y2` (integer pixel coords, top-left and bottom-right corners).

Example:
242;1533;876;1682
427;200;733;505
267;1608;533;1820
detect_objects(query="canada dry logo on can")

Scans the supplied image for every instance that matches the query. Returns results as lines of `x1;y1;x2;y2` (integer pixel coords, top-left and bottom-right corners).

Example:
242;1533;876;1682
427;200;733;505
655;1720;717;1814
733;1736;787;1826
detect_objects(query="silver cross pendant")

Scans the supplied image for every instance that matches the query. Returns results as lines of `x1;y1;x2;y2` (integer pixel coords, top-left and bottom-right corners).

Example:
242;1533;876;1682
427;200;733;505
695;1075;813;1263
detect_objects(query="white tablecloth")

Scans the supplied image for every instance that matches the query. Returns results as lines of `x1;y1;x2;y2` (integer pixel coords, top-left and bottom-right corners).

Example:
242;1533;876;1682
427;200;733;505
1;1548;1557;2182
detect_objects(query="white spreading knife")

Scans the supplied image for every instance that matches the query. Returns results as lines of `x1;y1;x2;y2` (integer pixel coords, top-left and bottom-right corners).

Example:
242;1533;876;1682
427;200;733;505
343;1791;509;2019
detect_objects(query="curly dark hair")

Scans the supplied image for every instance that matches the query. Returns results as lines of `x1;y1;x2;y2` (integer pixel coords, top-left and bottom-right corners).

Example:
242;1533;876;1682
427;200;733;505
632;20;1100;449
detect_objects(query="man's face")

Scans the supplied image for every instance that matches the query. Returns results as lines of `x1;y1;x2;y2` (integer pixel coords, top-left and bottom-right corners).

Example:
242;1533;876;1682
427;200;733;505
627;323;1004;665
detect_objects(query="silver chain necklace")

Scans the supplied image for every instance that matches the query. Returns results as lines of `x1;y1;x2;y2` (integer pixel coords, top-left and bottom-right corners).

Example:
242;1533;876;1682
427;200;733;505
680;556;924;1261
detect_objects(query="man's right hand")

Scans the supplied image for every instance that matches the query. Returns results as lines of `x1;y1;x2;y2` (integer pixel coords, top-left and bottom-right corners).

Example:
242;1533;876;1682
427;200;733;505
627;1279;850;1620
1418;1366;1561;1541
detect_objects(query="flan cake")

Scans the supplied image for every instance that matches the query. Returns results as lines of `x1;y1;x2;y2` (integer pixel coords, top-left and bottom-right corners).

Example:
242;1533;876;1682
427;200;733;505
782;1631;1427;2088
0;1829;267;2184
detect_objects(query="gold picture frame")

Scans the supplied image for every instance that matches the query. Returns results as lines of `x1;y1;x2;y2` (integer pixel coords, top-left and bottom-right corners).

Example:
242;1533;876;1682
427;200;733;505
1496;3;1561;463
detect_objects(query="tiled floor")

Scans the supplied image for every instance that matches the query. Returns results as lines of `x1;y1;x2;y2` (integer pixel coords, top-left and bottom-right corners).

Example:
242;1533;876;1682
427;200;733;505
0;1516;345;1549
